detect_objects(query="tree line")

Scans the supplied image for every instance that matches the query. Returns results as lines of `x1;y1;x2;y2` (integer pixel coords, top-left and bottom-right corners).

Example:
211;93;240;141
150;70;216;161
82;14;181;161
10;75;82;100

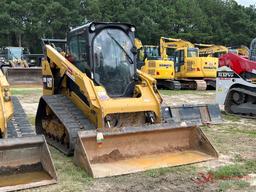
0;0;256;53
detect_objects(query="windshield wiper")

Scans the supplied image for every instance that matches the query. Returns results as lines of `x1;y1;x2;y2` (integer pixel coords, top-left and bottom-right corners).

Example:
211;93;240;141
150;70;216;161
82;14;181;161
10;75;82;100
106;31;133;64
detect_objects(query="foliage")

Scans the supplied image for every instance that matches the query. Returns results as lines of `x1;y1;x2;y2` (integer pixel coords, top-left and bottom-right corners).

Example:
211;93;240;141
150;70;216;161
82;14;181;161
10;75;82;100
1;0;256;52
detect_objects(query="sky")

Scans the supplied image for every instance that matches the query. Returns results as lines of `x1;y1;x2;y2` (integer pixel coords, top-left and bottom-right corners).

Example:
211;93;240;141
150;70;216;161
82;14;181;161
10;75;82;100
236;0;256;7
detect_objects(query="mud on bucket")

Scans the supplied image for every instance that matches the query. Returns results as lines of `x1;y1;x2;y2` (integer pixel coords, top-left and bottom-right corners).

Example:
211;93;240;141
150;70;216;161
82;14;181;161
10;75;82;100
74;125;218;178
0;135;57;192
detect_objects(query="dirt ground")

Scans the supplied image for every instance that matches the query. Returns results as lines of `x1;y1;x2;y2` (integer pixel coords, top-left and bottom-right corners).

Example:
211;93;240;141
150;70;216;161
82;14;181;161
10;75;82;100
11;88;256;192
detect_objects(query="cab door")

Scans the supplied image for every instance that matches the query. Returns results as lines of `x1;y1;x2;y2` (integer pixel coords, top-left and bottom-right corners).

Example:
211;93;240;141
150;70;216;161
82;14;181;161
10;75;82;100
174;49;185;78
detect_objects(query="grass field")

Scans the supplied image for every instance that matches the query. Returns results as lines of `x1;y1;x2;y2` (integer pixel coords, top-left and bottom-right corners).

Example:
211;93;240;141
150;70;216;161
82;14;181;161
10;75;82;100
10;88;256;192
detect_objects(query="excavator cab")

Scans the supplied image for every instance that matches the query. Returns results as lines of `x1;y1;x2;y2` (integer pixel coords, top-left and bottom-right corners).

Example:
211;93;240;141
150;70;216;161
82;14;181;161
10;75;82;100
134;39;175;88
37;22;220;178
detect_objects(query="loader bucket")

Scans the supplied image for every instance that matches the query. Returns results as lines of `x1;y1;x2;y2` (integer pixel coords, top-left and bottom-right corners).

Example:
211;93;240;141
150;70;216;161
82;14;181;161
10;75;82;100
74;125;218;178
0;135;57;191
5;67;42;86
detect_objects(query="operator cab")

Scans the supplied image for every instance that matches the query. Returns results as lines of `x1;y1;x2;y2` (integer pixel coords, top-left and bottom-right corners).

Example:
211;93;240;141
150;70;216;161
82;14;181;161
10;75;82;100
187;48;199;57
67;22;137;98
5;47;23;60
144;46;161;60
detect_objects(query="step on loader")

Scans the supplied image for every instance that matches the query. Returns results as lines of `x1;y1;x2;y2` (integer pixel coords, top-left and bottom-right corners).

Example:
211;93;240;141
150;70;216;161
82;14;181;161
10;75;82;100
36;22;221;178
0;71;57;191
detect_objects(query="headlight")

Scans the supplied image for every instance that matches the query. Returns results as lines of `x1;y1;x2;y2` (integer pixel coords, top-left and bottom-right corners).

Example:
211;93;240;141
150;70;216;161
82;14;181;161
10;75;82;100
90;24;96;31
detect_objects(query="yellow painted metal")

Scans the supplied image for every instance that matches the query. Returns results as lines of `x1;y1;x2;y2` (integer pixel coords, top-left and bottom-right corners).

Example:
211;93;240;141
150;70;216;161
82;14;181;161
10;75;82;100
0;70;57;191
135;39;175;81
160;37;218;79
140;58;174;80
43;45;163;128
195;43;229;57
237;45;249;57
41;32;218;178
160;37;194;59
0;70;13;138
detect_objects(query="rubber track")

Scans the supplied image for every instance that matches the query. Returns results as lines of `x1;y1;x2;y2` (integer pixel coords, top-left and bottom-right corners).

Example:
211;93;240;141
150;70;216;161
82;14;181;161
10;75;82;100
225;87;256;118
157;80;181;90
7;96;35;138
40;95;94;155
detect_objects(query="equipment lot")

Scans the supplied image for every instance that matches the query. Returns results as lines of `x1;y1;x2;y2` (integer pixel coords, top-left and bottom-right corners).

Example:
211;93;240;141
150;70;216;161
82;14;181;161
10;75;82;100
12;88;256;192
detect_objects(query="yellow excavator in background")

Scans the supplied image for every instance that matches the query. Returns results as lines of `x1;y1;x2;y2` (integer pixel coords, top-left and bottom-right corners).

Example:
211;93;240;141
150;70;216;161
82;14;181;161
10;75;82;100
35;22;221;178
237;45;249;57
0;71;56;191
160;37;218;90
195;43;229;58
135;38;180;89
195;43;249;58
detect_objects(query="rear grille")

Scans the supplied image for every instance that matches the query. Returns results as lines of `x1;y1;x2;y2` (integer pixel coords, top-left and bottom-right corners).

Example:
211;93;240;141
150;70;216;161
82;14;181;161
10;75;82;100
148;61;156;68
148;69;155;75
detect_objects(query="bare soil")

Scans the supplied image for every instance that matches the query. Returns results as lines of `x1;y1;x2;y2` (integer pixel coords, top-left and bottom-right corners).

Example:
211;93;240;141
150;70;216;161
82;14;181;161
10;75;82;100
14;89;255;192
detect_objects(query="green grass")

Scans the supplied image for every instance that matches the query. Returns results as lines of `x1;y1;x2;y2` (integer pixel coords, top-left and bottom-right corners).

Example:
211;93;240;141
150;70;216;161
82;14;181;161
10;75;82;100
221;124;256;138
159;89;213;96
229;129;256;138
210;160;256;191
27;114;35;126
10;87;42;96
210;160;256;180
28;147;92;192
218;180;250;192
221;113;241;122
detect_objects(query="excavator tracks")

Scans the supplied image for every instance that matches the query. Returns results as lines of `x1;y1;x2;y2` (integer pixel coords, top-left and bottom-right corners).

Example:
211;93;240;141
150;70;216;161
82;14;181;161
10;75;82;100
7;96;35;138
36;95;95;155
157;80;181;90
225;87;256;118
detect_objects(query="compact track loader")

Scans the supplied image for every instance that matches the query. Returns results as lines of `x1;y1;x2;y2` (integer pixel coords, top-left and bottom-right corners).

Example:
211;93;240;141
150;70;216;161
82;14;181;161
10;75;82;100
0;71;56;191
36;22;221;178
0;47;42;86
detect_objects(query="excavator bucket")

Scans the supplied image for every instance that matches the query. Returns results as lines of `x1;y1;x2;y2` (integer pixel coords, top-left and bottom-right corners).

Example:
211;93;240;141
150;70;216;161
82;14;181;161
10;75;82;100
0;135;57;191
74;124;218;178
5;67;42;86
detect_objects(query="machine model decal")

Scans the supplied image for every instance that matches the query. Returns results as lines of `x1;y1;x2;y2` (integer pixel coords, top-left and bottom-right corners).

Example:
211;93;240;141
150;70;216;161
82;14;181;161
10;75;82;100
217;71;239;78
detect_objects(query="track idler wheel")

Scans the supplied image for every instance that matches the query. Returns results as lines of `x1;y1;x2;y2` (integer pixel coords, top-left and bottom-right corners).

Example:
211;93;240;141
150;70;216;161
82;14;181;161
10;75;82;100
232;91;246;105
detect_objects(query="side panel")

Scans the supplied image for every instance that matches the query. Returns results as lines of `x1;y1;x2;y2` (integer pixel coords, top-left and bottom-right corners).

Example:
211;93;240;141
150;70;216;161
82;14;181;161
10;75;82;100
216;66;256;105
0;71;13;137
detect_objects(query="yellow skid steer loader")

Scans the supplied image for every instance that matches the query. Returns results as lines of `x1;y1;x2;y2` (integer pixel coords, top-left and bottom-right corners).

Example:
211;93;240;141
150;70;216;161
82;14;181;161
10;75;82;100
36;22;220;178
0;71;56;191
